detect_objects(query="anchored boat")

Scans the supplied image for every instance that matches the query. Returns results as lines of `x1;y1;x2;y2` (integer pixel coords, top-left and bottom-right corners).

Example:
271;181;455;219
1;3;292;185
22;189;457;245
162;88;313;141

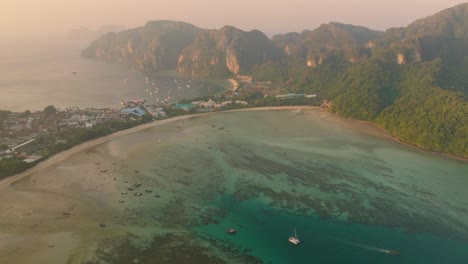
288;228;300;245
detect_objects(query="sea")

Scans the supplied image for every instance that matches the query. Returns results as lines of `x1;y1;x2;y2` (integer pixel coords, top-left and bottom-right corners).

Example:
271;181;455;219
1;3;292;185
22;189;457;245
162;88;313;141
0;37;223;112
87;109;467;264
1;38;468;263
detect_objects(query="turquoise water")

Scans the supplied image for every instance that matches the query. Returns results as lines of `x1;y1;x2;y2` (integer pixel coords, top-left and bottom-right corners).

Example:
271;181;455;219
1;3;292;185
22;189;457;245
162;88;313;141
3;38;467;263
87;109;468;263
197;197;468;263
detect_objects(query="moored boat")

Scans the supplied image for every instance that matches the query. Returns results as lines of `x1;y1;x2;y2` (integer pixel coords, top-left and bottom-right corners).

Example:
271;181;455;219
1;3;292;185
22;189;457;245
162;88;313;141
288;228;300;245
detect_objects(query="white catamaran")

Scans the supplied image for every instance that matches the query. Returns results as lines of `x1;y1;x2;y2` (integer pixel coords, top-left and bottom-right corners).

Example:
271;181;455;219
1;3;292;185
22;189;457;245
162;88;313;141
288;228;300;245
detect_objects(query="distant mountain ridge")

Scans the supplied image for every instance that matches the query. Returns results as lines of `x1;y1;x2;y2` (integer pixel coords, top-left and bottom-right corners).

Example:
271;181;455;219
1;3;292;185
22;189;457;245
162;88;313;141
82;3;468;80
82;21;384;77
272;22;384;67
82;21;201;71
392;3;468;39
176;26;280;78
83;3;468;157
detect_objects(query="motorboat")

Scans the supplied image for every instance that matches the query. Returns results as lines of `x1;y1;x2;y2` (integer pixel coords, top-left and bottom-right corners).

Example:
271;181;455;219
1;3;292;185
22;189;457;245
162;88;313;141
386;250;400;256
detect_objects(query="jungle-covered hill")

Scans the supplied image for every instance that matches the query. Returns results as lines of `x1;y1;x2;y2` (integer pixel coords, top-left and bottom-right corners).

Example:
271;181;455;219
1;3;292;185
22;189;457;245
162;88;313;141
82;3;468;157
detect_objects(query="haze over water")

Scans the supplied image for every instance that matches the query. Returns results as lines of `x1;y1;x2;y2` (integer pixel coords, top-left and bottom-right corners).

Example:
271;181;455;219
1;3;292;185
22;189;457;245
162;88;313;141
1;20;467;263
0;38;220;112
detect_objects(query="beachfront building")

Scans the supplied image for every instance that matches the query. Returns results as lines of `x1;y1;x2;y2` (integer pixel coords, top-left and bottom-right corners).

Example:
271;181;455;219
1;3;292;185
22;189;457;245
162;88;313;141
234;100;248;106
121;107;146;117
275;93;306;99
275;93;318;99
23;155;43;163
187;99;249;110
173;103;194;111
145;106;166;118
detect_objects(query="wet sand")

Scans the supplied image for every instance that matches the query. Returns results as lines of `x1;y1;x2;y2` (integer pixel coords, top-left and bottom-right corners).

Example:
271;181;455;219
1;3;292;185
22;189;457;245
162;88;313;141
0;106;322;190
0;106;318;263
1;106;466;263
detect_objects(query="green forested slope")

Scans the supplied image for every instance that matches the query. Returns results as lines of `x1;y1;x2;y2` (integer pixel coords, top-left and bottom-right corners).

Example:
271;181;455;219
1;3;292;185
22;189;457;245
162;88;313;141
82;4;468;157
330;60;399;120
325;59;467;157
376;61;467;156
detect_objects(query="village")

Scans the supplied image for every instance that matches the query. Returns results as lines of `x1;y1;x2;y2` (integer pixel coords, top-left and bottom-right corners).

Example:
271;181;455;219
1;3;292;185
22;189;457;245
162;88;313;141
0;75;323;180
0;97;250;164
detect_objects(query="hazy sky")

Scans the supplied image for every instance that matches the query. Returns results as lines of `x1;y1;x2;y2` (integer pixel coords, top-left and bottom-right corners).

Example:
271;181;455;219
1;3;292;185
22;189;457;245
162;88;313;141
2;0;467;37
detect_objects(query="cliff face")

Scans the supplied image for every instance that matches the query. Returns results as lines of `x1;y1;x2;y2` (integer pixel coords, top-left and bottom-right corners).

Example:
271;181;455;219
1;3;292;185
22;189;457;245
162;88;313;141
81;21;201;71
82;21;382;75
80;5;468;157
402;3;468;39
82;3;468;79
176;26;280;78
83;22;279;77
373;3;468;66
272;22;384;67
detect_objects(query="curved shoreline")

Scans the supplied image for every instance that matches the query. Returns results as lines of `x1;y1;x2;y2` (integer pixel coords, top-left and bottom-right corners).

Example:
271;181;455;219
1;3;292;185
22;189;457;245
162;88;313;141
0;106;316;189
0;114;200;189
385;134;468;162
1;105;465;189
350;119;468;163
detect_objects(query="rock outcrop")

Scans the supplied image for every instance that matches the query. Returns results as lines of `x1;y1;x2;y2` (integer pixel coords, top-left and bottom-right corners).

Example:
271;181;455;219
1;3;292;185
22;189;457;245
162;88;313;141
82;3;468;79
176;26;279;78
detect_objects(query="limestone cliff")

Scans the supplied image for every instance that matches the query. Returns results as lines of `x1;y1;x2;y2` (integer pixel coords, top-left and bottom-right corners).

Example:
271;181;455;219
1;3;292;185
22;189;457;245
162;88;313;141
374;3;468;66
81;20;201;71
176;26;279;78
272;22;384;67
82;3;468;80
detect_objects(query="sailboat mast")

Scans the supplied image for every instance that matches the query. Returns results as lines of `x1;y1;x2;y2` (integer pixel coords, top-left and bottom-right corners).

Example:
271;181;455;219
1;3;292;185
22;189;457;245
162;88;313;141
288;227;301;244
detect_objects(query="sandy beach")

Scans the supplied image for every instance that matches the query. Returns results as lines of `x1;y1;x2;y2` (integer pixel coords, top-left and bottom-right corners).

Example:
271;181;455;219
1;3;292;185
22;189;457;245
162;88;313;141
0;106;321;190
0;106;320;263
1;105;465;263
0;112;198;263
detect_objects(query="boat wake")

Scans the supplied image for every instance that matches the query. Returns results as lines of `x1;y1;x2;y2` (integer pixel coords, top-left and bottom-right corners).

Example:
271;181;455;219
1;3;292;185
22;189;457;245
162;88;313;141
332;238;390;254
